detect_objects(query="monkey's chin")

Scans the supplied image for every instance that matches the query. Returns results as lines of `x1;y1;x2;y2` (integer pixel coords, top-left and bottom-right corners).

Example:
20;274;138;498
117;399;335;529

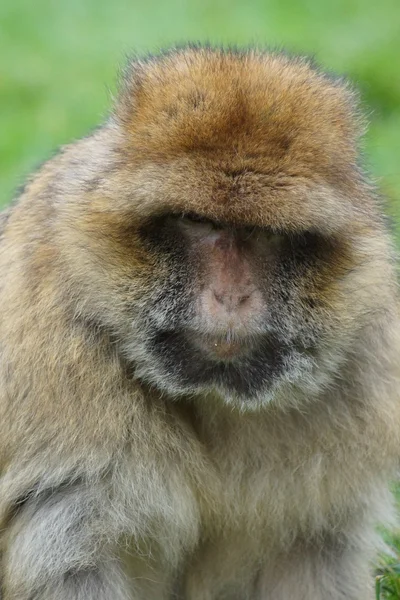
133;329;322;411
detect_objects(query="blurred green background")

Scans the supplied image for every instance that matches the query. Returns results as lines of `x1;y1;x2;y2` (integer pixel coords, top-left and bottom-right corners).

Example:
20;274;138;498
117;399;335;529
1;0;400;596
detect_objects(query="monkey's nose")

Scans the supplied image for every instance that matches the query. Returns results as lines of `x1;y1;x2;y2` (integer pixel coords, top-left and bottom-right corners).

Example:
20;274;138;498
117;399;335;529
200;284;264;330
212;289;253;312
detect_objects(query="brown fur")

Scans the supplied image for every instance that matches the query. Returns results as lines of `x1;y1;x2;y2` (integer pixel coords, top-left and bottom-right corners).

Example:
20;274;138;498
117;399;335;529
0;46;399;599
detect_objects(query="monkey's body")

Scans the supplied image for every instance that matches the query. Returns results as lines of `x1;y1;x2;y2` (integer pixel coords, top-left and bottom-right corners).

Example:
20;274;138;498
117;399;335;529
0;47;399;599
122;397;397;600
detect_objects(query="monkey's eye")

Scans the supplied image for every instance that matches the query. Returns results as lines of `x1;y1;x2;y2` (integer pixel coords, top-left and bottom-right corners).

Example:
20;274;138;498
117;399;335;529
180;212;220;228
238;224;284;245
182;212;208;223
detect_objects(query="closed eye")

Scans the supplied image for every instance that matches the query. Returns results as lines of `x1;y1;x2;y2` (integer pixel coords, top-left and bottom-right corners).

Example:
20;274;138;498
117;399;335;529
180;212;221;227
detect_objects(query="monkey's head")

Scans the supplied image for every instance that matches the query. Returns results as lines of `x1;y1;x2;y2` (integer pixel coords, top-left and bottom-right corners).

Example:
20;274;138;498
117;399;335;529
63;47;394;410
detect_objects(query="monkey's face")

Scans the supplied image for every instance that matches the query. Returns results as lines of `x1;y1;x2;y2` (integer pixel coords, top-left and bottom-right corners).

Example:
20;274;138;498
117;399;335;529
119;200;353;410
76;50;387;410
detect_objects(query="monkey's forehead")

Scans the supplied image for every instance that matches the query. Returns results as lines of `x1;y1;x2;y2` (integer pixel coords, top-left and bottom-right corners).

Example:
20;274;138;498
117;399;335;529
114;47;363;176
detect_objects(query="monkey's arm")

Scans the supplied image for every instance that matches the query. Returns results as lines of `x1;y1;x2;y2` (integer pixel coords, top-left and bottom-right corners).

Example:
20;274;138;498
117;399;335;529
0;438;199;600
1;479;132;600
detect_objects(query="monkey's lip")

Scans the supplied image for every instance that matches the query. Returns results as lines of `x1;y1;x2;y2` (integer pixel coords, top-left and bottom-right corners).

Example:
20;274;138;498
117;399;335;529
193;334;249;361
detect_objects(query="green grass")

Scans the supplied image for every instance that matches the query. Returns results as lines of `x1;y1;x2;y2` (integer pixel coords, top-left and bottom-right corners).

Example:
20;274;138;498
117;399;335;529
1;1;400;596
376;483;400;599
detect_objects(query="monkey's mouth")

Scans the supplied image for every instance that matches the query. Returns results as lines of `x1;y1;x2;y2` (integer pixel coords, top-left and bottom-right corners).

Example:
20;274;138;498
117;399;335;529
149;328;290;399
191;333;252;361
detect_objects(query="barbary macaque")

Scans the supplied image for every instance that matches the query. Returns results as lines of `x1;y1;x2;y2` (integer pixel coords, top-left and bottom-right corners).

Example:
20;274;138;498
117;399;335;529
0;46;399;600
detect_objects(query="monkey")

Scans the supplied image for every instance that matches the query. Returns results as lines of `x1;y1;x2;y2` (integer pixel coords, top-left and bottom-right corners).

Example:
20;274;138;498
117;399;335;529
0;45;399;600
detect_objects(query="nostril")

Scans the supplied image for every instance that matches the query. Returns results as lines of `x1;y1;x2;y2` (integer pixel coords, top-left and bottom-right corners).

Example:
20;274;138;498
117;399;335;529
239;295;251;306
212;289;253;309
